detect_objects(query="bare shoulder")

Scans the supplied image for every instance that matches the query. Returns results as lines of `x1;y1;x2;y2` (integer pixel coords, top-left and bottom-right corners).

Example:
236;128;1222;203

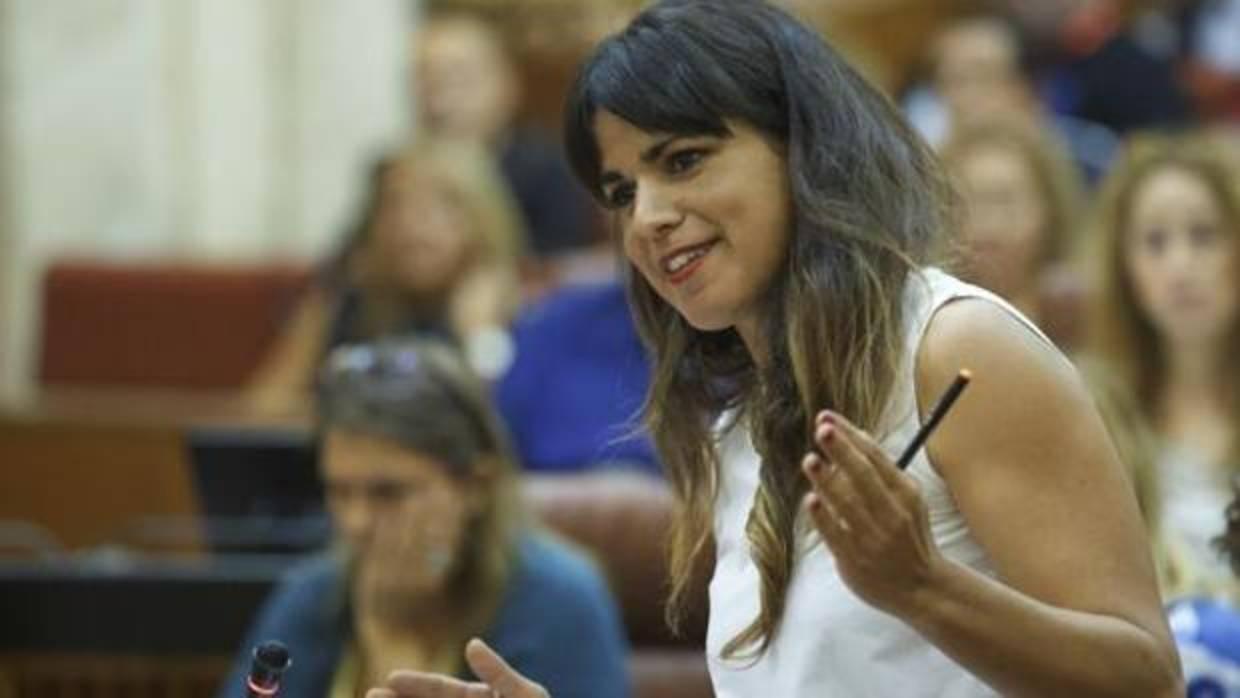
916;297;1082;409
911;297;1162;622
914;297;1103;484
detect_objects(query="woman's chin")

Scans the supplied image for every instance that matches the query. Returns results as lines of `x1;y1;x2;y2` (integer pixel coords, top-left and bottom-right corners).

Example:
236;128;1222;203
677;307;733;334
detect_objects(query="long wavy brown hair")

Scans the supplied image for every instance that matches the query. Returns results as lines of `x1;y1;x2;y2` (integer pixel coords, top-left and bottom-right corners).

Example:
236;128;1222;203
563;0;951;657
1087;132;1240;466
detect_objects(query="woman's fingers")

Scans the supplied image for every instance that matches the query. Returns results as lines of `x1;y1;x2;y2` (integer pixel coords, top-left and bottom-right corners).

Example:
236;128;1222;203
384;671;493;698
813;415;898;510
804;489;853;555
805;434;893;531
465;639;549;698
824;411;916;492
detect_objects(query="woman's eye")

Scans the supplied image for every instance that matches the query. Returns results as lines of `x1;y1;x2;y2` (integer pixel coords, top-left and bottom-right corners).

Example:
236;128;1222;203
367;480;418;503
1190;223;1219;248
667;149;705;175
604;183;635;209
1141;229;1167;254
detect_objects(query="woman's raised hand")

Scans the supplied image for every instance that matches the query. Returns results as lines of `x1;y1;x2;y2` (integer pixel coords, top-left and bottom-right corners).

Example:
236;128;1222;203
366;639;549;698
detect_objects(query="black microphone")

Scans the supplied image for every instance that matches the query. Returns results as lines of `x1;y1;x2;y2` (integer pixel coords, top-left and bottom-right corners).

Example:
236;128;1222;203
246;640;291;697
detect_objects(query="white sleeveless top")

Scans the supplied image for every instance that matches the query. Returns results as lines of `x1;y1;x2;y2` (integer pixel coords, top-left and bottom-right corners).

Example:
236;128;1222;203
707;268;1052;697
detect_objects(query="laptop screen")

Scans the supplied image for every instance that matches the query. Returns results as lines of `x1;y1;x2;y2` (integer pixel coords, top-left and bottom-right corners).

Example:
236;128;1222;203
185;426;329;553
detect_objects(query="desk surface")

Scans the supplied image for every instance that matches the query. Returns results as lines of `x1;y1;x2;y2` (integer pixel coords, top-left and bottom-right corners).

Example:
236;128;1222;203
0;554;296;654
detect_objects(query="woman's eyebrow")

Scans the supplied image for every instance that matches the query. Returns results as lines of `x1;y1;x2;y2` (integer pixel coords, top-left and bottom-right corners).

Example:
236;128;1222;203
599;135;686;186
640;135;682;163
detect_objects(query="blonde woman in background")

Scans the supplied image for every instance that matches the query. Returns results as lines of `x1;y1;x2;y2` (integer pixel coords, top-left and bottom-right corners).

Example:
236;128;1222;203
939;120;1085;347
1089;132;1240;589
1077;356;1210;599
247;141;525;416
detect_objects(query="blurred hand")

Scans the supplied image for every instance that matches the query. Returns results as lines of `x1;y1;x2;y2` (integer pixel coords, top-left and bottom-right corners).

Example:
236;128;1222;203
354;490;466;622
365;639;550;698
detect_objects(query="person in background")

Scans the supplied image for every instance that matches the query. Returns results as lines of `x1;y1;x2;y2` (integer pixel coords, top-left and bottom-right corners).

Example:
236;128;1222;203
938;120;1085;347
495;280;658;476
1081;353;1240;695
246;141;524;415
414;6;598;262
222;339;630;698
1088;131;1240;588
905;12;1119;183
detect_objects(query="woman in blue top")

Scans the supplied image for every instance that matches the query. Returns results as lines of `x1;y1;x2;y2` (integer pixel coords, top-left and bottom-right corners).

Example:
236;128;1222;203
219;338;629;698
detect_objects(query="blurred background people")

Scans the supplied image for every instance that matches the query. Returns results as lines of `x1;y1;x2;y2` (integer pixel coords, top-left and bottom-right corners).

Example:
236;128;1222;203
246;141;524;415
495;280;657;476
414;5;600;267
939;120;1085;346
1088;132;1240;587
906;11;1120;183
221;339;630;698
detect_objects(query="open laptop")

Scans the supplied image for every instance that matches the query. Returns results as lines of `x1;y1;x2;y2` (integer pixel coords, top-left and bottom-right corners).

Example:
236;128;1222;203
185;426;330;554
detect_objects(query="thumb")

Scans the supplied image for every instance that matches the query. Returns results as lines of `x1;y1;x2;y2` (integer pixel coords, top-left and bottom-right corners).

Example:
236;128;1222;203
464;638;545;698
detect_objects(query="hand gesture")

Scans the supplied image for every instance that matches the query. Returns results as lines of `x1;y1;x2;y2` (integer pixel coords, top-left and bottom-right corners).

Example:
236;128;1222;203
801;411;945;616
365;639;549;698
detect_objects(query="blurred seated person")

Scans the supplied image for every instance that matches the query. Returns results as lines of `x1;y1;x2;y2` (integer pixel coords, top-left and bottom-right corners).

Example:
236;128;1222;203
1085;354;1240;692
1089;132;1240;587
1171;487;1240;693
414;6;599;261
495;280;658;477
905;12;1118;183
220;339;631;698
246;142;524;416
939;120;1085;348
1078;356;1214;600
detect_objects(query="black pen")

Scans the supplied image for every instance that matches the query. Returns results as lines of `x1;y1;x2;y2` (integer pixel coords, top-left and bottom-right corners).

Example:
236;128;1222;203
896;369;972;470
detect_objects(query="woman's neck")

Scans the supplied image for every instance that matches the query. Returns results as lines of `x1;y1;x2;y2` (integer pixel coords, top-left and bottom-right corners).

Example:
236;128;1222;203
355;606;459;684
734;315;769;369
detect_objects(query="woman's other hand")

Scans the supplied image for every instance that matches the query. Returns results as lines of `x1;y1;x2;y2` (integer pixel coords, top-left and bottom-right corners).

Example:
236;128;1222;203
366;639;550;698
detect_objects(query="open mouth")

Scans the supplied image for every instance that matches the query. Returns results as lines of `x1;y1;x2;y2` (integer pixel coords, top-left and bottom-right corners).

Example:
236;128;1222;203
661;240;717;284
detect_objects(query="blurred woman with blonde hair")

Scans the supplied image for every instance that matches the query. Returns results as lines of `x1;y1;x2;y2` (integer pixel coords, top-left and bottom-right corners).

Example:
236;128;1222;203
1088;132;1240;588
248;140;525;415
939;119;1084;346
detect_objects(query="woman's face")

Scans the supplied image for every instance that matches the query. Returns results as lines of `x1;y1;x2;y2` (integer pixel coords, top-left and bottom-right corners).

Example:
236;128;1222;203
953;142;1048;297
321;428;475;598
369;170;473;296
1124;166;1240;349
593;111;792;346
415;19;516;143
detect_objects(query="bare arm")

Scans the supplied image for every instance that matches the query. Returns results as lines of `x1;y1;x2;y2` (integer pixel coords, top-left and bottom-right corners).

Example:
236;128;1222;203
803;299;1181;697
244;289;330;416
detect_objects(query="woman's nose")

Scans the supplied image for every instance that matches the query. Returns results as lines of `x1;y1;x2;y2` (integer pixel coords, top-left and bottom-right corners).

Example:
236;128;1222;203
631;183;682;240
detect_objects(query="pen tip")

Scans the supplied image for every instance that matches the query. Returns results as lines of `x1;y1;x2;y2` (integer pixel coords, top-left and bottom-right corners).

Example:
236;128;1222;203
958;368;973;381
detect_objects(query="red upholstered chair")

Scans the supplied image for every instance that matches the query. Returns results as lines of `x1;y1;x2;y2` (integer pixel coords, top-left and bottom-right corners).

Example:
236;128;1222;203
524;473;713;698
38;261;311;390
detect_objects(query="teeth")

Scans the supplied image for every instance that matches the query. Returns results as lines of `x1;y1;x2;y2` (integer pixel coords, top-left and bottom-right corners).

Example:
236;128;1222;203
664;245;710;274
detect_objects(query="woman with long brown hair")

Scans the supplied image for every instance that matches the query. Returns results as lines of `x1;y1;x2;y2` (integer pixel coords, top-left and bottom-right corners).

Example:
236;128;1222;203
1088;132;1240;589
368;2;1180;696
